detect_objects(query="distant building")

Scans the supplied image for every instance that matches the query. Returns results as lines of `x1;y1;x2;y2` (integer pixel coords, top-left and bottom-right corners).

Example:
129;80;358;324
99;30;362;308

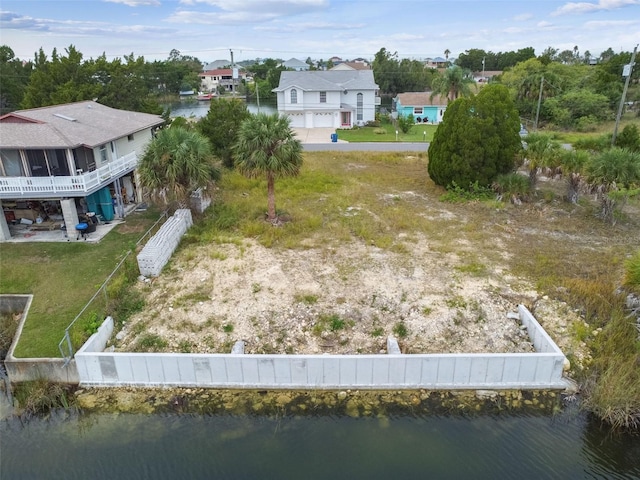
273;70;380;128
394;92;448;124
199;68;246;93
280;58;309;71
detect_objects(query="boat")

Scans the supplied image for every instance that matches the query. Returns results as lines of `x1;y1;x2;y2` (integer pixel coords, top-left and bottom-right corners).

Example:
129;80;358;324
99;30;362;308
196;93;215;101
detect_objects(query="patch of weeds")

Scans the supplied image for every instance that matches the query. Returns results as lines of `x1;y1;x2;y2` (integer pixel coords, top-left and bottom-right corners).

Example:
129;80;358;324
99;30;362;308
131;321;148;336
452;310;466;326
174;289;210;308
440;181;494;203
392;322;408;338
336;297;346;305
371;327;384;337
455;261;487;277
252;283;262;294
178;340;193;353
82;311;102;335
209;250;228;261
222;323;234;333
445;295;468;310
313;313;350;335
295;293;319;305
400;291;408;302
13;380;73;417
135;333;168;352
422;306;433;315
572;320;591;342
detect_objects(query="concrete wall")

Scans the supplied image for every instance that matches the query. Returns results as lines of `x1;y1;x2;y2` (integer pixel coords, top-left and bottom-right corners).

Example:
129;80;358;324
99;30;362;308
74;306;568;390
4;300;568;390
2;294;79;383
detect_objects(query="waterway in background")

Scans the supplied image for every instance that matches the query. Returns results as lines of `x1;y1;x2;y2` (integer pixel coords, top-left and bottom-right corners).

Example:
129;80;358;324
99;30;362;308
166;98;277;119
2;406;639;479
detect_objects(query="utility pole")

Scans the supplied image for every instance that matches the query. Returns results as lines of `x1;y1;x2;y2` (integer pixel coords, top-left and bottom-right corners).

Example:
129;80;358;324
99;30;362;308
534;75;544;131
612;44;638;146
230;48;235;97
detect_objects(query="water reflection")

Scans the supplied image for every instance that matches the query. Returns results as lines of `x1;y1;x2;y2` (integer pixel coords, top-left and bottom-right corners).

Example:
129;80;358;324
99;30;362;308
2;408;639;480
166;98;277;120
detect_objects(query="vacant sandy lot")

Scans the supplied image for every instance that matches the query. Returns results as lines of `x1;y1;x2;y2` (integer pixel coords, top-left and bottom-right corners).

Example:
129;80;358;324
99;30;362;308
116;231;584;360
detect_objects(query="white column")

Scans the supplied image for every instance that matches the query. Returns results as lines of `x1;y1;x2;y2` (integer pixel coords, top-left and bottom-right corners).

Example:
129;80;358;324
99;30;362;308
60;198;79;235
0;201;12;241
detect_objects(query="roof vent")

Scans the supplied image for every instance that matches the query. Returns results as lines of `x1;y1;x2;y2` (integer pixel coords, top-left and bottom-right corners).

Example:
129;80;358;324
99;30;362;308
53;113;77;122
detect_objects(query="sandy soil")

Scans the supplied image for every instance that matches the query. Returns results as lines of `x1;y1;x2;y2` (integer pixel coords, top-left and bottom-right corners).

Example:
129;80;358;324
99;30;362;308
115;233;585;359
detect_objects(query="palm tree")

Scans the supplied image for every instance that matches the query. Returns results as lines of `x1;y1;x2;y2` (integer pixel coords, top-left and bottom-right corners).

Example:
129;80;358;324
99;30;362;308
558;149;590;204
522;133;561;187
444;49;451;61
233;113;303;223
586;148;640;224
430;66;473;103
138;126;220;208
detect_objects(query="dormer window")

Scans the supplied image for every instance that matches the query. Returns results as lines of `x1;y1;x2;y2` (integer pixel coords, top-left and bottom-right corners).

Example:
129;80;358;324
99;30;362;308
291;88;298;104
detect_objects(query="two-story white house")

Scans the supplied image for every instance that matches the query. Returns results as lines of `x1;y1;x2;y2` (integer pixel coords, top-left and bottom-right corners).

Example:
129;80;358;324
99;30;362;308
273;70;380;129
0;101;164;241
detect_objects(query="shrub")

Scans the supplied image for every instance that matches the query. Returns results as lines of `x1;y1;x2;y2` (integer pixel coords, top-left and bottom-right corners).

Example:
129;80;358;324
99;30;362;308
428;84;521;188
396;113;414;134
625;250;640;288
439;181;495;203
616;124;640;152
492;173;531;203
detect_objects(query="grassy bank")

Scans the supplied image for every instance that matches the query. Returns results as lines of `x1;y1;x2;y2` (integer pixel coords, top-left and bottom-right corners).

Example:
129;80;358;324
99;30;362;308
0;209;161;358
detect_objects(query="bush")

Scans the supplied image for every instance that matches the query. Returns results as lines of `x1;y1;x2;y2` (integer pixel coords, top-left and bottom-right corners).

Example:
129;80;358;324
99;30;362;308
625;250;640;288
573;134;611;152
492;173;531;203
428;84;521;188
575;115;599;132
616;124;640;152
439;181;495;203
396;113;414;134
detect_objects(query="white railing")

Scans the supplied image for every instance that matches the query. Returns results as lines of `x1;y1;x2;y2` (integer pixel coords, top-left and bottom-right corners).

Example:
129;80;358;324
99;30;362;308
0;152;138;198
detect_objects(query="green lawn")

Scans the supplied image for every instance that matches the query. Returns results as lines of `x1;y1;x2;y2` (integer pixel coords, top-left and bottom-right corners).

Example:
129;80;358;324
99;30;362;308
337;122;437;143
1;209;161;358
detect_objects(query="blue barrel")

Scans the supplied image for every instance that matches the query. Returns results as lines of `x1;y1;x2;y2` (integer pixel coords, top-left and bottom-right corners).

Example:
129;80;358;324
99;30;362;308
331;133;338;143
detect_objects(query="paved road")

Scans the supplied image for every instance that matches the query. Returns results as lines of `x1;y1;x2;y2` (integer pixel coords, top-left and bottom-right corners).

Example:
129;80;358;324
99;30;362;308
303;142;430;152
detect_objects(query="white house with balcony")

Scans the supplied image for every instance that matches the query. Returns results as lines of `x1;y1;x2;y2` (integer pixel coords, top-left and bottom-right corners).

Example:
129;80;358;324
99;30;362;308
273;70;380;129
0;101;164;241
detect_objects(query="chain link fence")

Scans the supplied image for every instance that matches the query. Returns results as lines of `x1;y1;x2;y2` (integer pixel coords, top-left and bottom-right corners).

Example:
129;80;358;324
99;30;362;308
59;211;167;364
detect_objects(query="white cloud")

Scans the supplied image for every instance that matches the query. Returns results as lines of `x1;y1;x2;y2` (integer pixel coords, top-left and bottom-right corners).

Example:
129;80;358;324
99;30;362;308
537;21;554;27
551;0;640;16
105;0;161;6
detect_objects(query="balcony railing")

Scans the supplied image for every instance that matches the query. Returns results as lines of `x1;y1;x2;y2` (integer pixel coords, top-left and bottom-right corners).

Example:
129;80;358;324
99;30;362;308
0;152;138;198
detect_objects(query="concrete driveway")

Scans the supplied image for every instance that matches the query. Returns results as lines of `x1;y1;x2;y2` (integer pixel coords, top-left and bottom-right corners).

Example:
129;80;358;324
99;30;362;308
292;128;345;144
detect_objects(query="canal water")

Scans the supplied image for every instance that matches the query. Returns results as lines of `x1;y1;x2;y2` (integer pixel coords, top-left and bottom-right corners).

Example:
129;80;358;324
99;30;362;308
2;404;639;479
166;98;277;119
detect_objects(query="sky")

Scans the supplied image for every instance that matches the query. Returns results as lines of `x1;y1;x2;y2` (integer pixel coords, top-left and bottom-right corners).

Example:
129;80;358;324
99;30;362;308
1;0;639;64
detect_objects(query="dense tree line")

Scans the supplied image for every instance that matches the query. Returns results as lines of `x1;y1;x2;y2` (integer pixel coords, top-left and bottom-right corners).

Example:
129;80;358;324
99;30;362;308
0;45;204;115
455;47;536;71
372;48;436;95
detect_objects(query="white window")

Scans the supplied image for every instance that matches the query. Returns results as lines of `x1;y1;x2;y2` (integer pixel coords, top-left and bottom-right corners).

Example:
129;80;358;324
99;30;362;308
356;93;363;121
414;107;423;115
320;91;326;103
291;88;298;104
99;145;108;164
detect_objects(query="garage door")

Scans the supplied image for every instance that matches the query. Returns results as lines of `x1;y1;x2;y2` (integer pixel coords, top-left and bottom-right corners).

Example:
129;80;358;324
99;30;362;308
313;112;334;128
287;113;304;128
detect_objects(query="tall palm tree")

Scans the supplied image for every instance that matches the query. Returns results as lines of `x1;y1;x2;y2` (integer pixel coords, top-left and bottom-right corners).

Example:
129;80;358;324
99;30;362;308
233;113;303;222
430;66;473;103
138;126;220;208
444;49;451;61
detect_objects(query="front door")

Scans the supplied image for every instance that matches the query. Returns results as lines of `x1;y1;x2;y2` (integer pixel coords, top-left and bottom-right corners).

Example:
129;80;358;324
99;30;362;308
341;111;351;127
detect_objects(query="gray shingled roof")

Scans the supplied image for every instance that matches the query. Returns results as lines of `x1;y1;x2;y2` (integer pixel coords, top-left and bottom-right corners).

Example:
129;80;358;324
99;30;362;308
0;101;164;149
273;70;378;92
